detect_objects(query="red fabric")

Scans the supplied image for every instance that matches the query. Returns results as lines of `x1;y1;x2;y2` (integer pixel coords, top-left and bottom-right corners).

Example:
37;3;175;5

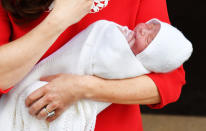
0;0;186;130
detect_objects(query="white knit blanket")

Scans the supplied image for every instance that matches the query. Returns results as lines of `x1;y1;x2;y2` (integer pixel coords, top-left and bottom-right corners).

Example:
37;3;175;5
0;20;192;131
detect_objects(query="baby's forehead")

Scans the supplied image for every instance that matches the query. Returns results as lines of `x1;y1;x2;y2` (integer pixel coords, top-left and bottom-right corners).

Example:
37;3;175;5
147;20;161;39
146;20;160;26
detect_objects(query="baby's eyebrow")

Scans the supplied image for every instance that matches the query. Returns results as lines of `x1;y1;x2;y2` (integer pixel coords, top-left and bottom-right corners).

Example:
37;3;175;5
147;22;156;29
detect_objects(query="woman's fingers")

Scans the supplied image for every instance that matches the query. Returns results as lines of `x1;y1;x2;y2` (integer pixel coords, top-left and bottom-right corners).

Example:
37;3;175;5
28;95;49;116
37;103;58;120
51;0;93;26
25;85;47;107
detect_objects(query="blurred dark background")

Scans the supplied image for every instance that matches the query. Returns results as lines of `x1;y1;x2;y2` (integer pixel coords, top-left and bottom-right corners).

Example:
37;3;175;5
141;0;206;116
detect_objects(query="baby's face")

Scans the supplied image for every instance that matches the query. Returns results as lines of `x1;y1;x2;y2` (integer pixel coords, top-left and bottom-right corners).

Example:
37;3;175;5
132;21;160;54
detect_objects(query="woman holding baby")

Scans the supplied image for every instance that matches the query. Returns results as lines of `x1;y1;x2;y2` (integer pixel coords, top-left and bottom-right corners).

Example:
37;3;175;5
0;0;186;130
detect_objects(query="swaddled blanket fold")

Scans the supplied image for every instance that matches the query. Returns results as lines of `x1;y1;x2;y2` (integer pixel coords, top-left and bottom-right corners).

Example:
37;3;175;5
0;20;192;131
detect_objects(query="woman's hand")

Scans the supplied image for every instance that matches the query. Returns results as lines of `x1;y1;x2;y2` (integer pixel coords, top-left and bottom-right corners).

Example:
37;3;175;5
25;74;87;122
49;0;93;28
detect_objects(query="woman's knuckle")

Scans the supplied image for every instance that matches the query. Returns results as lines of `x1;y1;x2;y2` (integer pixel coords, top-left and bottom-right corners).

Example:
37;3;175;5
52;103;58;108
45;97;50;102
46;95;54;102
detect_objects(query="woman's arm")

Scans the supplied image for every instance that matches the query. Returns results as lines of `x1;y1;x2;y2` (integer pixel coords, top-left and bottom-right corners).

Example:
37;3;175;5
84;75;161;105
0;14;65;90
0;0;93;90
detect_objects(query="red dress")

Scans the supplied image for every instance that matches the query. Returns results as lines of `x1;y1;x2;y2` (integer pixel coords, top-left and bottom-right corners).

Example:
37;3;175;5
0;0;186;130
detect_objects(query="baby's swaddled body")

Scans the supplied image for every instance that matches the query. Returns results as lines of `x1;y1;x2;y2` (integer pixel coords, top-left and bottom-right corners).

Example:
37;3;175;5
0;20;192;131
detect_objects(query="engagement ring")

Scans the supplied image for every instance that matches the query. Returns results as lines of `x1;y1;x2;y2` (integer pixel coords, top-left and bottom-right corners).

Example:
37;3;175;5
44;107;55;118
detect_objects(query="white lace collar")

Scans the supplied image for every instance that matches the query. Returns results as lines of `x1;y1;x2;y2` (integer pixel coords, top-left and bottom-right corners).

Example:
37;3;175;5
48;0;109;13
90;0;109;13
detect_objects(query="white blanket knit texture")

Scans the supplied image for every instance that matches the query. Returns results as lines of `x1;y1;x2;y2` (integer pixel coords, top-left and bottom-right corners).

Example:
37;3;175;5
0;20;192;131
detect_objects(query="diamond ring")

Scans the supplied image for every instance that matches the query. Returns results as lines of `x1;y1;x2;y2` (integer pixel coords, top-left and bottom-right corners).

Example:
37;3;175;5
44;107;55;118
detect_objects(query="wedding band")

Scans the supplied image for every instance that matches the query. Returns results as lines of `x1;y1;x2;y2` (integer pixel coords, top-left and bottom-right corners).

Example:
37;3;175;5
44;107;55;118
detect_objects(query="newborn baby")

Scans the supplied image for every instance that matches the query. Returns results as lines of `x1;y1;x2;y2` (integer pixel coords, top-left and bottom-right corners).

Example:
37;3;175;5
0;19;193;131
89;19;192;80
119;19;161;55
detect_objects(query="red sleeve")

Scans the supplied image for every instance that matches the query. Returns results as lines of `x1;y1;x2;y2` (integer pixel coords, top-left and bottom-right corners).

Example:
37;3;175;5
0;1;13;94
135;0;186;108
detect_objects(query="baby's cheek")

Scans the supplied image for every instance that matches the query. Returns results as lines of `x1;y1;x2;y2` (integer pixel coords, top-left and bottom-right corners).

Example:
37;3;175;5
132;38;148;55
138;42;147;51
130;41;140;55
